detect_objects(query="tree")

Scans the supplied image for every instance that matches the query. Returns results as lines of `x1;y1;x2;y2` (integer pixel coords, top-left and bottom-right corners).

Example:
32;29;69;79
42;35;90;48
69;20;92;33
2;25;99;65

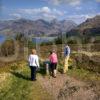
1;39;15;57
54;37;62;44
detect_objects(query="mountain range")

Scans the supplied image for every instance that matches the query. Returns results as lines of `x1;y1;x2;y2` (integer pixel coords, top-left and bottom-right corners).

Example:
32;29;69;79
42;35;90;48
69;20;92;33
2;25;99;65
0;15;100;38
66;15;100;37
0;19;77;37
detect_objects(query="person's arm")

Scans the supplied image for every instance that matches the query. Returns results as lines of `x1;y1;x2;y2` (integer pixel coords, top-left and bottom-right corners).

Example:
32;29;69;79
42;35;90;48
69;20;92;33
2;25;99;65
49;55;51;62
56;53;58;62
35;56;40;68
67;47;70;55
28;55;31;66
28;55;31;62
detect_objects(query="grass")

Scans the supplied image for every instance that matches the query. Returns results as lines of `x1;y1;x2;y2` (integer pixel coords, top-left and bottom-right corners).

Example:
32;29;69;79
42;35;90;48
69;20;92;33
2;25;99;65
67;68;100;82
58;63;100;83
57;55;100;82
0;62;53;100
0;61;24;73
0;59;100;100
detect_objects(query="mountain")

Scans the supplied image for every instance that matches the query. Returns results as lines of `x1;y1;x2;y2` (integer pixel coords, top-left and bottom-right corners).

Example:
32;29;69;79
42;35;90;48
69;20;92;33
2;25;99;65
0;18;77;37
66;15;100;37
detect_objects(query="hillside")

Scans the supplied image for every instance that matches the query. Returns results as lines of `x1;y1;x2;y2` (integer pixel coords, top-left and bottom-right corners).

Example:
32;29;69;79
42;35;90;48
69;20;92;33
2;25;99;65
0;18;77;37
66;15;100;37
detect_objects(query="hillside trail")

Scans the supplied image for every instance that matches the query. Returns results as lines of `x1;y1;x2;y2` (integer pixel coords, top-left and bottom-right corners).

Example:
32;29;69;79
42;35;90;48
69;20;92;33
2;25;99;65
38;72;100;100
0;60;99;100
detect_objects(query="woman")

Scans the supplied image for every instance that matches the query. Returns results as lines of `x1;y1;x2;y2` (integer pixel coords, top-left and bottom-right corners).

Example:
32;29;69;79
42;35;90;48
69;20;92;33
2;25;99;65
49;50;58;78
28;49;39;81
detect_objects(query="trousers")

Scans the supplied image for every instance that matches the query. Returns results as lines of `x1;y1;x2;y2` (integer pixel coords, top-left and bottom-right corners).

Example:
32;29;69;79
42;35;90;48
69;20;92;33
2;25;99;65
63;55;70;73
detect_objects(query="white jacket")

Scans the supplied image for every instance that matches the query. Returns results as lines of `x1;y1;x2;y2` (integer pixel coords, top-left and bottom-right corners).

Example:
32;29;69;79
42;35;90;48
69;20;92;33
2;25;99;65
28;54;39;68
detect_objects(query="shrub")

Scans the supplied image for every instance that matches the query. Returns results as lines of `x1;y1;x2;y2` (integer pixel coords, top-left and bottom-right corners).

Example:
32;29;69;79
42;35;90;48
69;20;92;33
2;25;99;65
0;39;15;57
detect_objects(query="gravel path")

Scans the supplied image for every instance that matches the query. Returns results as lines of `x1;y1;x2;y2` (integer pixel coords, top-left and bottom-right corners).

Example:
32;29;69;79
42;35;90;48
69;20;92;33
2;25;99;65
38;73;100;100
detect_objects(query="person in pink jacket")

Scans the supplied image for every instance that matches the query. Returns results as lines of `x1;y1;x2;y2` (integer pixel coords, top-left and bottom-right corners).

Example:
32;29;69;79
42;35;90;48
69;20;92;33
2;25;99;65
49;50;58;78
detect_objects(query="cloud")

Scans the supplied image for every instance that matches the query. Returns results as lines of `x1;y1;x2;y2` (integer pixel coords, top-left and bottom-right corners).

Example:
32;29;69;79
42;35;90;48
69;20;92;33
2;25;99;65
18;7;64;20
0;6;6;10
68;0;81;6
18;7;51;14
44;0;81;6
66;14;96;24
75;6;82;10
41;7;51;13
18;7;63;15
42;13;56;20
96;0;100;2
10;13;21;19
43;0;60;5
53;8;65;15
18;8;40;14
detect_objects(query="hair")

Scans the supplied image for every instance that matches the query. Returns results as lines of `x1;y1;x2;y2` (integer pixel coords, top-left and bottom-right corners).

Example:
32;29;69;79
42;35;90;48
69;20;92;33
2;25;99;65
52;49;56;53
32;49;36;54
49;51;52;55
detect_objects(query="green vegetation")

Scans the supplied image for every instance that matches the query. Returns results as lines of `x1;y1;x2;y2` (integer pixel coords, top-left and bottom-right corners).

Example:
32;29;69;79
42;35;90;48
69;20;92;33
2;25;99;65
0;59;100;100
40;41;53;46
57;57;100;82
0;61;53;100
54;37;62;44
0;41;100;100
28;40;36;49
0;39;15;56
67;68;100;82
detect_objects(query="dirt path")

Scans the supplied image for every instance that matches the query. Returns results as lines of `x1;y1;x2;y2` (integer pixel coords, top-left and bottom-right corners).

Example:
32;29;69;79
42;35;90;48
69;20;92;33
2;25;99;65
38;73;100;100
38;73;67;99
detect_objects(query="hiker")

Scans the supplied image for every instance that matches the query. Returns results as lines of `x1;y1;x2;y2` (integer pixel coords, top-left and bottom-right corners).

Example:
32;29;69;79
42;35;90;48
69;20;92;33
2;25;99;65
63;45;70;73
28;49;39;81
49;50;58;78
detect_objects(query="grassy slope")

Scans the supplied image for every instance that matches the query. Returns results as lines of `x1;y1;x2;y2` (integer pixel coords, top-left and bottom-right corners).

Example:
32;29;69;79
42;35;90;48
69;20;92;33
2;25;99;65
67;68;100;82
0;62;53;100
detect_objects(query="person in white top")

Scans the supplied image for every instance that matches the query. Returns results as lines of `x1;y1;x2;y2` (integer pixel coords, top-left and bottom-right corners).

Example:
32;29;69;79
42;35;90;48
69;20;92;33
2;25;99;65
28;49;39;81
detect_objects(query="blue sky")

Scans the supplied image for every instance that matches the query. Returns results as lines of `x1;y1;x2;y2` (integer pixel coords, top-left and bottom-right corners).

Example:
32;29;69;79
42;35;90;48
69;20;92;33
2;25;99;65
0;0;100;24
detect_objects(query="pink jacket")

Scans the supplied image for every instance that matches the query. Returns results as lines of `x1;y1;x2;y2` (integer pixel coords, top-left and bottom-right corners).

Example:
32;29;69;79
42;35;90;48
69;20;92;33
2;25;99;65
49;53;58;63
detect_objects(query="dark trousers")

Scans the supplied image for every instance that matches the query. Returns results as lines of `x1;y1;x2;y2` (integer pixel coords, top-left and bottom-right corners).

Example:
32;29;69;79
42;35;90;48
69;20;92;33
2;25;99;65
30;66;37;80
50;63;57;76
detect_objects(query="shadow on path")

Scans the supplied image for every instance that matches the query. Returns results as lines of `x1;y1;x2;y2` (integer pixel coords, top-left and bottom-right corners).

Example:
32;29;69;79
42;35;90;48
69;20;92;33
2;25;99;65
10;71;31;81
37;62;46;76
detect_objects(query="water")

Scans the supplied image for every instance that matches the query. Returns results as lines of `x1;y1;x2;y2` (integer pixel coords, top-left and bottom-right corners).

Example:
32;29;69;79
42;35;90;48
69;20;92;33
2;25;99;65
32;37;56;44
0;35;6;44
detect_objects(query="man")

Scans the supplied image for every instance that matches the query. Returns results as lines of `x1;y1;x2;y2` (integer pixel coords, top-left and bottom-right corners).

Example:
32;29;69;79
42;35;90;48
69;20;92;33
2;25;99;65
63;45;70;73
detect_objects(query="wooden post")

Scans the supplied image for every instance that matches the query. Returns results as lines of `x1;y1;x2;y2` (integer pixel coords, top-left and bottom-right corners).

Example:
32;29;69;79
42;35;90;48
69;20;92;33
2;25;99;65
46;63;49;75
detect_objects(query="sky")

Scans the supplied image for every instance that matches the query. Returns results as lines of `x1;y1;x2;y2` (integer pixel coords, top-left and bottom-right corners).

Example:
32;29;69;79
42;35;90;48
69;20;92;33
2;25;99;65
0;0;100;24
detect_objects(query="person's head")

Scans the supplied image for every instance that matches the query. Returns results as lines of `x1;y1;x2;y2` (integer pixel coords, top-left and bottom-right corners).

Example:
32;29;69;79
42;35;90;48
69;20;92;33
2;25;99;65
52;49;56;53
32;49;36;55
65;44;68;48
